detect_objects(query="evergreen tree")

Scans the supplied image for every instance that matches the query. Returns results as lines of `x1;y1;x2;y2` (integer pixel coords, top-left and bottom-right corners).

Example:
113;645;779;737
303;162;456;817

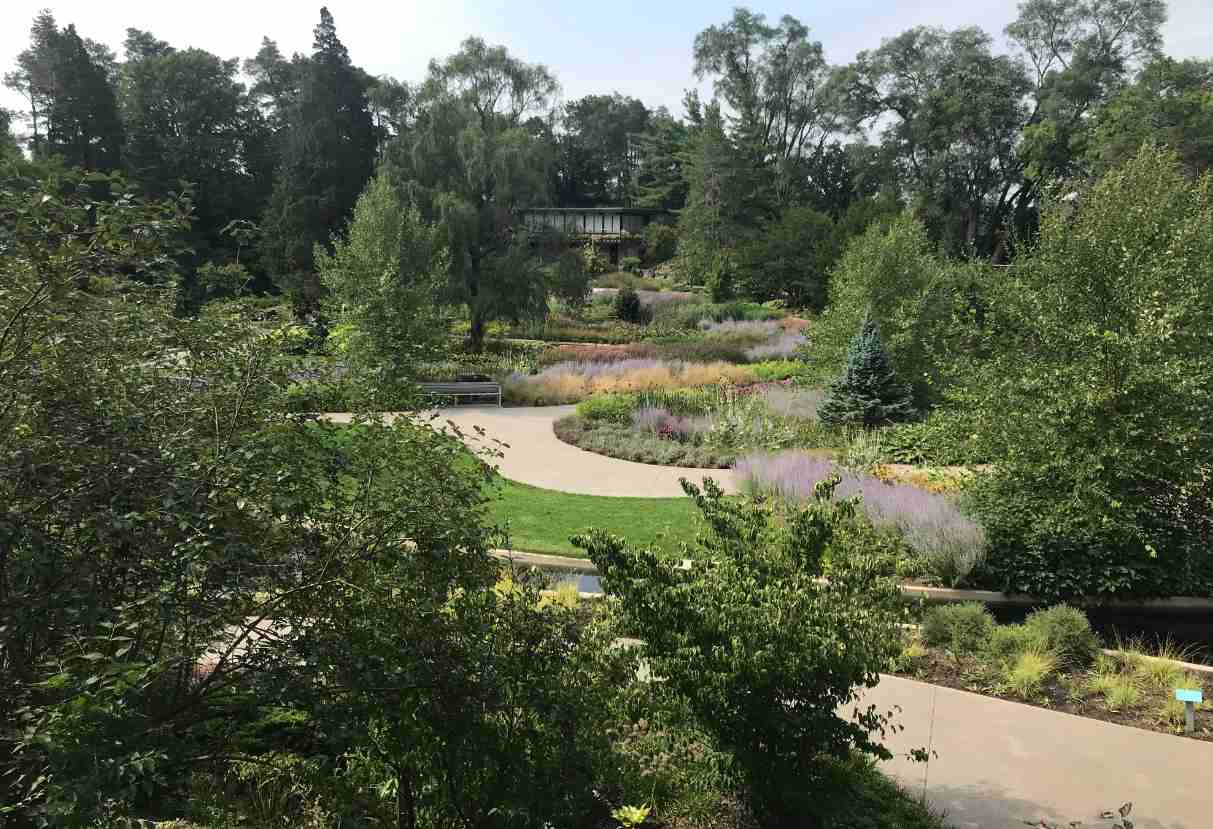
4;13;123;170
260;7;375;315
818;311;915;427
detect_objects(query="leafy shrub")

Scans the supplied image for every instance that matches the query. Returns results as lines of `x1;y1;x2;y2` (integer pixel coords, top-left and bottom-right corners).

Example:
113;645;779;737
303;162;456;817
613;287;645;323
575;393;636;424
576;480;903;825
1023;605;1099;667
643;222;678;264
985;624;1038;664
619;255;643;273
964;147;1213;600
879;412;994;466
920;602;994;655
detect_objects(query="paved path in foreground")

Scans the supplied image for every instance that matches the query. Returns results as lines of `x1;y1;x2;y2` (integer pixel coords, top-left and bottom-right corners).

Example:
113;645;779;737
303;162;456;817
859;674;1213;829
329;405;738;498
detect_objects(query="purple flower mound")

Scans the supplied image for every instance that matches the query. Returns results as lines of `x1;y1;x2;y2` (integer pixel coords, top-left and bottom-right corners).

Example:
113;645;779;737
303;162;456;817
632;405;670;433
733;451;987;565
745;331;808;361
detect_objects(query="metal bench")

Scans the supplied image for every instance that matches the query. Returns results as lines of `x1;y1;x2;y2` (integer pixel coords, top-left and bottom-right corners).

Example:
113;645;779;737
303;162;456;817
418;381;502;407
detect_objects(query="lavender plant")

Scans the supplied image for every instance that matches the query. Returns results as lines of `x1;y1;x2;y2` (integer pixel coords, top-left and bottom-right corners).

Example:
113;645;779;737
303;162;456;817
734;451;987;586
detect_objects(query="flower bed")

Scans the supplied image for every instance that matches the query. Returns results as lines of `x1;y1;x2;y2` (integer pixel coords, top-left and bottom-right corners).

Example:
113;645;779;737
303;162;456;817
896;603;1212;740
502;359;755;405
735;450;987;587
552;384;834;467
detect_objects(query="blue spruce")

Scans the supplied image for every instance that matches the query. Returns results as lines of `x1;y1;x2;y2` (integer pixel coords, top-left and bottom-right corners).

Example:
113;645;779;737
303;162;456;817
818;312;915;427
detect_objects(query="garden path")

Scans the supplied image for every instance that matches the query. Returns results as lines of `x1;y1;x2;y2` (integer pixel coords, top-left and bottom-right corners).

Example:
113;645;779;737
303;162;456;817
861;674;1213;829
327;405;740;498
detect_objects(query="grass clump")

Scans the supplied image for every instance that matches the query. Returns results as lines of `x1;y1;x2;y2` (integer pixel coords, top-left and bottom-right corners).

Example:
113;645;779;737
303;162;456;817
1024;604;1100;667
921;602;994;656
1004;646;1056;700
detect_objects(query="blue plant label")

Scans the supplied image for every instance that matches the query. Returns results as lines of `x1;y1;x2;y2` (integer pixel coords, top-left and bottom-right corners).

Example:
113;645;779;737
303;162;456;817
1175;688;1203;704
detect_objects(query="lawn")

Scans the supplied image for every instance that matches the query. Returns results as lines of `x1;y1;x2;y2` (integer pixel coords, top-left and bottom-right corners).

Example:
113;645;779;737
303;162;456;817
486;477;701;557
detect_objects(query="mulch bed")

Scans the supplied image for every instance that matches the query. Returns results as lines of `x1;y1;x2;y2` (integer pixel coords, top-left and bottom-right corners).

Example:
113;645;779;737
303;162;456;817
893;649;1213;742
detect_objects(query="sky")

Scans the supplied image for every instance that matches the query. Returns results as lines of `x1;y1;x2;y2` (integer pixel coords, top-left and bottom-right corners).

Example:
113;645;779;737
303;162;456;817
3;0;1213;122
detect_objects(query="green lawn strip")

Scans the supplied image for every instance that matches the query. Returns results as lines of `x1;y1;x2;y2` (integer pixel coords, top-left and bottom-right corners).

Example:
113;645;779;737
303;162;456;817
486;477;700;558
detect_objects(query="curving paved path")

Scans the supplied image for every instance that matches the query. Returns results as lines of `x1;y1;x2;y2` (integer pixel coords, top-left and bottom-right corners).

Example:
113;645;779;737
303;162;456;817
438;405;737;497
327;405;738;498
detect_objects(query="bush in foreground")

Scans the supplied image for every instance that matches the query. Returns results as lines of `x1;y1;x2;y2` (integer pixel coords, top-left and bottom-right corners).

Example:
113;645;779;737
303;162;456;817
577;479;904;826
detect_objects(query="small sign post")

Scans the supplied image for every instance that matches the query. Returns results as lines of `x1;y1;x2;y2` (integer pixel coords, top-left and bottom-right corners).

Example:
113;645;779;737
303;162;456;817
1175;688;1202;734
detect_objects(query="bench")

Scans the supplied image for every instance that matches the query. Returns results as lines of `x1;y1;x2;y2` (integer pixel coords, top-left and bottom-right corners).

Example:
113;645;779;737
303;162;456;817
418;381;502;407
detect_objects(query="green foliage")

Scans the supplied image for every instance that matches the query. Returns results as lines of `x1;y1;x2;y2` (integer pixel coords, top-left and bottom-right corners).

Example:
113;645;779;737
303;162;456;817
965;147;1213;599
548;248;592;315
920;602;995;655
739;205;839;310
879;411;993;466
985;624;1038;664
619;255;643;273
838;27;1029;255
383;37;557;349
576;478;903;825
818;313;915;428
576;393;636;424
642;221;678;263
317;173;450;390
810;215;966;406
1024;605;1099;668
613;286;645;323
1004;646;1056;700
582;237;611;275
260;8;376;315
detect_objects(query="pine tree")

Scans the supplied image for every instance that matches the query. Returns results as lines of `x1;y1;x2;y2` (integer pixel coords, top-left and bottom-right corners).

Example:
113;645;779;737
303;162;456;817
817;312;915;427
261;7;375;316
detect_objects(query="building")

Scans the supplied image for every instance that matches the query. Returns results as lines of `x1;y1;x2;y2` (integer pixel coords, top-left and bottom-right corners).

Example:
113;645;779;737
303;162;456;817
520;207;667;266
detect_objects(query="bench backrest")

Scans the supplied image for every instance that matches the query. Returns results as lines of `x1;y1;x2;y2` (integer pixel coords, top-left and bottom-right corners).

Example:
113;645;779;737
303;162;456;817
418;382;500;394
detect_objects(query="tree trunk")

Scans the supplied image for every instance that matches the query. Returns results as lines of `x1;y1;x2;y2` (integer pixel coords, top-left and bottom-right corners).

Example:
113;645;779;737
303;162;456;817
396;766;417;829
469;314;485;353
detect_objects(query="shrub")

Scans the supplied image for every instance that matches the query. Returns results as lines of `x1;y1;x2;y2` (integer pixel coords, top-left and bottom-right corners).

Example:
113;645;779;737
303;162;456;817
576;480;903;825
576;393;636;424
966;147;1213;600
734;452;987;586
614;287;645;323
643;222;678;264
1023;605;1099;667
985;624;1038;664
920;602;994;655
619;255;643;273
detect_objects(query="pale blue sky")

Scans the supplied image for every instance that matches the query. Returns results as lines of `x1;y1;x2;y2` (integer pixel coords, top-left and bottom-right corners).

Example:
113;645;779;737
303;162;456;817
4;0;1213;121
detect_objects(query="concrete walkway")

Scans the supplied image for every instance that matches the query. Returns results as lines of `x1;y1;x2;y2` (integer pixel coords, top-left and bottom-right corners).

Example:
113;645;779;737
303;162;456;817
858;674;1213;828
426;405;738;497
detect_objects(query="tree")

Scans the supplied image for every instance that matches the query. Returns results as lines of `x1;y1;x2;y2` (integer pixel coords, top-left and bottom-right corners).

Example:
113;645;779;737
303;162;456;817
810;214;964;405
693;8;839;203
677;101;768;296
738;204;838;309
4;12;123;170
317;174;451;388
964;146;1213;600
0;109;21;162
1008;0;1167;186
576;478;903;827
120;40;268;267
556;93;650;205
631;104;692;211
818;312;916;427
261;7;376;315
1089;57;1213;176
383;37;558;350
837;26;1030;255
